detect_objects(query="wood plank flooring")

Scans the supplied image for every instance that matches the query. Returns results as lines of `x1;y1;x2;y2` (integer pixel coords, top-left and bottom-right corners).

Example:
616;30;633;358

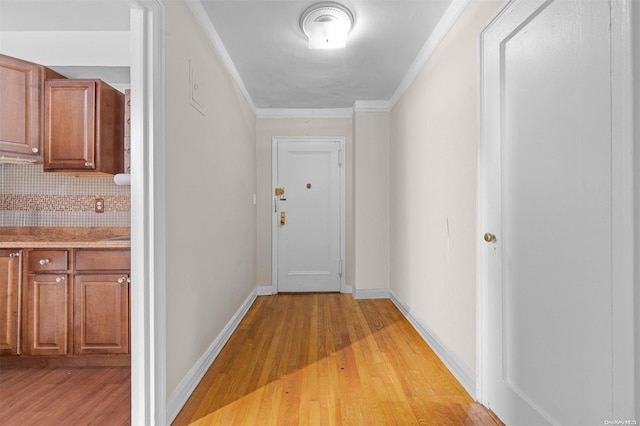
0;366;130;425
173;294;502;425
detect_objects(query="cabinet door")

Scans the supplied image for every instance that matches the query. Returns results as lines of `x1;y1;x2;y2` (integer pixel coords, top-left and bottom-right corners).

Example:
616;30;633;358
0;250;21;355
74;274;129;355
0;54;42;158
44;79;96;171
26;274;70;356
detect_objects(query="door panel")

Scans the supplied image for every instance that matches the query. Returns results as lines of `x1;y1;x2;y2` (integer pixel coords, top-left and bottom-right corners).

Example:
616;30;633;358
275;140;342;292
0;250;21;354
482;0;615;424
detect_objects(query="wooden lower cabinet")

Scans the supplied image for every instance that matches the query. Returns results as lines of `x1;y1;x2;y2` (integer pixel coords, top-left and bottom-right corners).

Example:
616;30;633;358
26;274;70;356
74;274;129;354
0;247;130;363
0;250;21;355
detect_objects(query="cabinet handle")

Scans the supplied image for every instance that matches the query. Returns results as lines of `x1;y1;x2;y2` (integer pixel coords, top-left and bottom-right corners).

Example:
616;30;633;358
9;252;20;258
55;276;65;283
85;161;94;167
118;276;127;284
31;147;39;153
39;258;50;265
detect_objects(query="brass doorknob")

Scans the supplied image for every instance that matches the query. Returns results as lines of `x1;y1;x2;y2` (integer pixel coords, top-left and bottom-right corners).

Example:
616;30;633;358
484;232;496;243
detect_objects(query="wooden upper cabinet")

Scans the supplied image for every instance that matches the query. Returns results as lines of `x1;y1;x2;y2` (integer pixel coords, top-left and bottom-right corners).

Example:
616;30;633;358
0;54;63;160
44;79;124;175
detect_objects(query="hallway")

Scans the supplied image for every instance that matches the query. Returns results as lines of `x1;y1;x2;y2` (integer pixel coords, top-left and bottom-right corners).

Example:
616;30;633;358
173;294;501;425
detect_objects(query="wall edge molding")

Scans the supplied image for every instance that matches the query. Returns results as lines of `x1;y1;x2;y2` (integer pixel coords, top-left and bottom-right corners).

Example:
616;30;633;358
166;288;258;424
257;285;274;296
352;288;391;299
389;289;477;399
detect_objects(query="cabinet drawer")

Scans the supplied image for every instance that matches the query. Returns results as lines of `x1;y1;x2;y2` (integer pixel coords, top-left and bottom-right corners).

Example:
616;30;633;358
29;250;68;272
75;250;130;272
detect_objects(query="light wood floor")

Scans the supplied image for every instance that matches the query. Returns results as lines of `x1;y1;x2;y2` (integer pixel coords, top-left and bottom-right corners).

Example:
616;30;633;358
173;294;502;425
0;366;130;425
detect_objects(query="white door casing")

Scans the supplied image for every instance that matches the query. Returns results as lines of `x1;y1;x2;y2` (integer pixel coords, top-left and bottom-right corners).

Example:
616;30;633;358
479;0;636;424
272;137;346;293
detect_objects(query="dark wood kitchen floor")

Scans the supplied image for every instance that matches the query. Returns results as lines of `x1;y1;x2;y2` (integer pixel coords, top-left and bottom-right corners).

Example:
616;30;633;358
0;366;130;425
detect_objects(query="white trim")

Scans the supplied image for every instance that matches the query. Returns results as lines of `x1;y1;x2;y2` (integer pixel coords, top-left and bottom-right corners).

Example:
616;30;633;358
271;136;347;294
389;0;471;108
129;1;166;425
352;288;390;299
610;0;637;417
257;108;353;118
476;0;513;407
166;289;258;424
353;100;392;112
389;290;476;399
257;285;274;296
185;0;256;113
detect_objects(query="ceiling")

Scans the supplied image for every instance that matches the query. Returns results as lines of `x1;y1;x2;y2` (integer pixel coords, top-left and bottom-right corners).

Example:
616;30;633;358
198;0;453;109
0;0;455;109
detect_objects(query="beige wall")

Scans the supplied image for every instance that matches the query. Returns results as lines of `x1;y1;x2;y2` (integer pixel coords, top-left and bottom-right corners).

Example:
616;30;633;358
165;0;257;397
256;117;354;290
353;112;390;291
389;0;502;373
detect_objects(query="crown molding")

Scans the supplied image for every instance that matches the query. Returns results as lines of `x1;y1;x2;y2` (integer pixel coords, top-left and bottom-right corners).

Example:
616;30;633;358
256;108;353;118
353;100;392;112
185;0;256;113
186;0;470;115
389;0;471;108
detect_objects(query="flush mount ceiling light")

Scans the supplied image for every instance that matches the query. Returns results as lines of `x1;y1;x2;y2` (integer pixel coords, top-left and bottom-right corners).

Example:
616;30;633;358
300;2;355;49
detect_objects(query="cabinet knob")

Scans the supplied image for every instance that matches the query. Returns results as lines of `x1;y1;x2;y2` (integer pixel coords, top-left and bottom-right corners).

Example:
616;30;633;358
9;252;20;258
55;276;65;283
39;258;50;265
85;161;93;167
31;147;39;153
118;276;128;284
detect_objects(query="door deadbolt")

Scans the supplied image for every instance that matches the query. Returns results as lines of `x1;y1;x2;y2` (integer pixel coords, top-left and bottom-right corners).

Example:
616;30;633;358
280;212;286;225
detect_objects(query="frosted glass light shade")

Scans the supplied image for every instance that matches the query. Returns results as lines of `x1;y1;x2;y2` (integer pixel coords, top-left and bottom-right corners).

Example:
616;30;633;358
306;21;349;49
300;3;354;50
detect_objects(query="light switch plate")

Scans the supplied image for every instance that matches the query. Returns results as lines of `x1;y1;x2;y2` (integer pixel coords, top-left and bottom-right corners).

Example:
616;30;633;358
189;59;205;115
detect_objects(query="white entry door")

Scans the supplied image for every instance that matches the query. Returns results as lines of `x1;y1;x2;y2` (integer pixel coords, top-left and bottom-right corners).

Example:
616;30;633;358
273;138;344;293
480;0;634;424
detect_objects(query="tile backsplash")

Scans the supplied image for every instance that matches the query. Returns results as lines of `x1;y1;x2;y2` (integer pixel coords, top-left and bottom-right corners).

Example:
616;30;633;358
0;163;130;227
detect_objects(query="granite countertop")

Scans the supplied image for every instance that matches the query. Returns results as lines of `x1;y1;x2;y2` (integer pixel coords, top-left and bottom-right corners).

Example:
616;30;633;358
0;227;131;249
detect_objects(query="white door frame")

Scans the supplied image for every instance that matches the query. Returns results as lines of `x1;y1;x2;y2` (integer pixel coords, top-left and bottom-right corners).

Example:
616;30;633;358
129;1;166;425
477;0;637;416
271;136;347;294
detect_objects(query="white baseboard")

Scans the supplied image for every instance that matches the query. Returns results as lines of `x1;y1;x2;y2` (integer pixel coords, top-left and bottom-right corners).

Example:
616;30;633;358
166;288;258;424
389;289;476;399
353;288;391;299
257;285;274;296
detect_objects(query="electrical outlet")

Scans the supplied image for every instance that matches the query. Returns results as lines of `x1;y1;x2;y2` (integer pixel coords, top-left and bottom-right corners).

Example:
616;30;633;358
95;197;105;213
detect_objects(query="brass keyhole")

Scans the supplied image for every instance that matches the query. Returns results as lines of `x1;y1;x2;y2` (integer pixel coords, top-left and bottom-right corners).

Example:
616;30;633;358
307;183;312;189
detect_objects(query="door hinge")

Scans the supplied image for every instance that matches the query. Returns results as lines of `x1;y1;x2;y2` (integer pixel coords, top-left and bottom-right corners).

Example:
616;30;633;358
339;259;343;278
338;148;343;167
